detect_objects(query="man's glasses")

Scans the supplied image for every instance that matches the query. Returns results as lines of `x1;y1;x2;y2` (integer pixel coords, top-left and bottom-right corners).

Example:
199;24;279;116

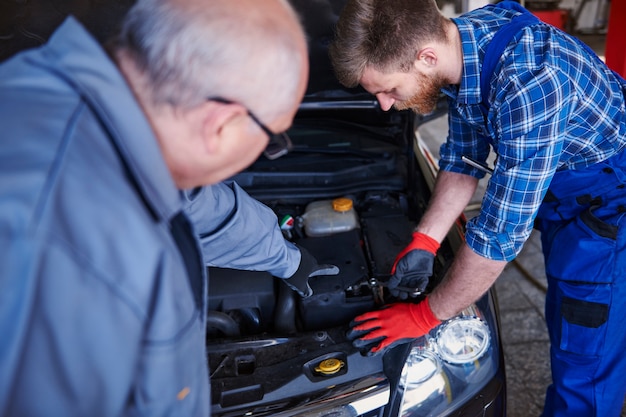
207;97;293;160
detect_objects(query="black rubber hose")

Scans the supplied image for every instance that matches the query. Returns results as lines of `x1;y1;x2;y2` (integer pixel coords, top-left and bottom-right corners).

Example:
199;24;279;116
274;280;297;334
238;307;261;334
207;311;240;337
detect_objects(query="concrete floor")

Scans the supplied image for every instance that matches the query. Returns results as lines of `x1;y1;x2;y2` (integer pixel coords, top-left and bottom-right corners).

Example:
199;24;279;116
419;76;626;415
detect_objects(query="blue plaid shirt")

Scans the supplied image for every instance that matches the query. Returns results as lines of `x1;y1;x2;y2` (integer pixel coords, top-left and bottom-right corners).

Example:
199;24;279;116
440;5;626;261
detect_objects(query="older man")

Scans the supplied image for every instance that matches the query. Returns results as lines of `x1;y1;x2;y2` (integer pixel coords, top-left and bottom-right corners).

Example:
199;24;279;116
0;0;310;415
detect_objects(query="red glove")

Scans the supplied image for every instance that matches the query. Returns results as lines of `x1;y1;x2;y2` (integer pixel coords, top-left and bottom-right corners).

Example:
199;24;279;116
347;298;441;356
387;232;439;299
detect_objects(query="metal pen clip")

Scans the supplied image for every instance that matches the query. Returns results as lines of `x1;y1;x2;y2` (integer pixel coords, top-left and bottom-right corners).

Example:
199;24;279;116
462;155;494;175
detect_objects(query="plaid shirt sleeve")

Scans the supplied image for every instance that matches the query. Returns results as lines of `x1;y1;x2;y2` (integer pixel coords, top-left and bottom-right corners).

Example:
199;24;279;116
441;21;626;261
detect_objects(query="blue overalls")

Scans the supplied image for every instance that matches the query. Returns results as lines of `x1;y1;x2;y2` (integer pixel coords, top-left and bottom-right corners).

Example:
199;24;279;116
536;152;626;417
482;2;626;416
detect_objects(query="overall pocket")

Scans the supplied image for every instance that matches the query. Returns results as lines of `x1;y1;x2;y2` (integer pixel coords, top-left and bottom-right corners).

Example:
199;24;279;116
545;205;617;283
553;283;611;356
544;206;617;357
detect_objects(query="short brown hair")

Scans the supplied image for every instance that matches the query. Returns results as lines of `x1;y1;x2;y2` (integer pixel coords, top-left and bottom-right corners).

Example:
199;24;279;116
329;0;448;87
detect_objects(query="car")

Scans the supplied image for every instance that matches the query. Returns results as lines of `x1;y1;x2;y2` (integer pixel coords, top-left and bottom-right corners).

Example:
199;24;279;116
0;1;507;415
204;1;507;416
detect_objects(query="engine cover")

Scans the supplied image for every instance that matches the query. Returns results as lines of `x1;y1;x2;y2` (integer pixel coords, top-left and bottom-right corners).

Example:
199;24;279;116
296;229;374;330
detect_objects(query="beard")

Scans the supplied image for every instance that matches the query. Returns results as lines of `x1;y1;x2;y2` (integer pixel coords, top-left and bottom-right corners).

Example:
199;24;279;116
394;72;448;115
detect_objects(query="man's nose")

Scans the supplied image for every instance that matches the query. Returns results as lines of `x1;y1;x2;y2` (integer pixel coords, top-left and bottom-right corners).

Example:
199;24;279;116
375;93;395;111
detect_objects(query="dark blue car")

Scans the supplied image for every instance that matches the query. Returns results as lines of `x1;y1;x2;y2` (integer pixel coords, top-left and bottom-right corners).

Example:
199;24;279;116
205;1;507;415
0;1;507;415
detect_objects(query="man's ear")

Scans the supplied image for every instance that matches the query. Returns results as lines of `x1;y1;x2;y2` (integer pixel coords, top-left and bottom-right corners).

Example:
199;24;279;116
414;47;438;69
200;101;247;154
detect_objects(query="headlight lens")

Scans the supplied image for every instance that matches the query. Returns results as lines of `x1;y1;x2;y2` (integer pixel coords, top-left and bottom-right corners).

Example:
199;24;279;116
398;303;498;417
435;317;490;365
398;349;450;414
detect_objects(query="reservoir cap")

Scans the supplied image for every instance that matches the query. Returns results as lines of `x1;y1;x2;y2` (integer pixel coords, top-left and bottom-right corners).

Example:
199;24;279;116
332;198;353;212
315;358;345;375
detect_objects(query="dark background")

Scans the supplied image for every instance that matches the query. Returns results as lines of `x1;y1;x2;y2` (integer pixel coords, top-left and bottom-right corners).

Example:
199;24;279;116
0;0;135;62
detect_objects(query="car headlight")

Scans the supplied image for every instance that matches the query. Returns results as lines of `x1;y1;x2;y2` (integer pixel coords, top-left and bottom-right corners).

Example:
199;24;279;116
398;303;498;417
435;316;490;365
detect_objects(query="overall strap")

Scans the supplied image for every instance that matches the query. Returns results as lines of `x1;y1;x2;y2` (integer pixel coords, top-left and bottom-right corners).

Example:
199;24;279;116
480;1;625;117
480;1;539;116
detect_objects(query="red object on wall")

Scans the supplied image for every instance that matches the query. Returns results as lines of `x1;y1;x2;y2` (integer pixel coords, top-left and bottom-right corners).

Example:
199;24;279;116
531;9;568;30
605;0;626;78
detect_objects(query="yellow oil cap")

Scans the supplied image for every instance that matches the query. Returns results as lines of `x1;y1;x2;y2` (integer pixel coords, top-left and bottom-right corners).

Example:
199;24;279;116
332;198;353;212
314;358;345;375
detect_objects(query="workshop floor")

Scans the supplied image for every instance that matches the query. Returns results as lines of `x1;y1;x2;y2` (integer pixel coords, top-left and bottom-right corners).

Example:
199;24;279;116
419;32;626;413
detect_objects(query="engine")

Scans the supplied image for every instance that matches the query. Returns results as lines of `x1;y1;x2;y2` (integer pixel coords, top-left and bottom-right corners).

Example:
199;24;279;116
206;191;417;338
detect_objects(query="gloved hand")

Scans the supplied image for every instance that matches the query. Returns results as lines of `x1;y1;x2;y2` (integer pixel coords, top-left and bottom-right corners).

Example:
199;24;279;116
347;299;441;356
387;232;439;299
282;245;338;297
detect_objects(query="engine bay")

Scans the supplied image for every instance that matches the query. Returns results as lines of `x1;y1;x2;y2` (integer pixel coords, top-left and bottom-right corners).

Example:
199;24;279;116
206;190;425;339
202;109;469;416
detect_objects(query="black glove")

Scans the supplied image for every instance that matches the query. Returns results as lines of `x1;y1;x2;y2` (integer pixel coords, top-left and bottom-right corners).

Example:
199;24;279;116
282;245;339;297
388;232;439;299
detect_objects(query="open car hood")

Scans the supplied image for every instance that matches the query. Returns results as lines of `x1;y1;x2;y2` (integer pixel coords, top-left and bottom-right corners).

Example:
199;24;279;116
291;0;374;103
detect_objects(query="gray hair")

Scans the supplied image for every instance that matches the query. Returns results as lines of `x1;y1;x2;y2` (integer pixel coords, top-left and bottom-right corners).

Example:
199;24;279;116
114;0;306;121
329;0;447;88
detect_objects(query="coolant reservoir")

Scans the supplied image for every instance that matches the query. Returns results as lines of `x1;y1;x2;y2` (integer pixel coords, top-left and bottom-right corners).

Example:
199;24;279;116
303;197;359;237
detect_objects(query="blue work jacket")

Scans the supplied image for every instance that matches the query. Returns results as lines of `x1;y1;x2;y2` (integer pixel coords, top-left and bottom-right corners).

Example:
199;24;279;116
0;17;299;417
